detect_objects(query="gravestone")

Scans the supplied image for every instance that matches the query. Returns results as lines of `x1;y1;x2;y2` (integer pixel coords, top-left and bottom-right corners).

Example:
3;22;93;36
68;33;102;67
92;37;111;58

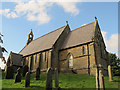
23;65;29;77
55;68;59;89
46;67;52;89
5;66;14;79
108;65;113;82
15;68;21;83
35;67;40;80
99;69;105;89
25;72;30;87
96;68;99;89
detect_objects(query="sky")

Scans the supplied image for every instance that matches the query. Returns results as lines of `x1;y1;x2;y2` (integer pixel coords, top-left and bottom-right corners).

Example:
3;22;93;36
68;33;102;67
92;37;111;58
0;1;119;69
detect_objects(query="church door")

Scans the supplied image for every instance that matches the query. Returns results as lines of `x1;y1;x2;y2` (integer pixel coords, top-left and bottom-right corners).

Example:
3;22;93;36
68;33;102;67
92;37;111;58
68;54;73;68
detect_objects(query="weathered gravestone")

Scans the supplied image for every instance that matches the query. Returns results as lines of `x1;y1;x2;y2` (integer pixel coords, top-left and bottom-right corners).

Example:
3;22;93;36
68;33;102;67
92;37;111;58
25;72;30;87
5;66;14;79
108;65;113;82
96;68;99;89
23;65;29;77
55;68;59;89
35;67;40;80
46;67;52;89
99;69;105;89
15;68;21;83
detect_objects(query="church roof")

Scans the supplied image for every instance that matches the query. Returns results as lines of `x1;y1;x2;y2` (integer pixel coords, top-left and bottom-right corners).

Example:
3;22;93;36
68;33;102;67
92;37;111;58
61;21;95;49
19;21;96;56
19;25;66;56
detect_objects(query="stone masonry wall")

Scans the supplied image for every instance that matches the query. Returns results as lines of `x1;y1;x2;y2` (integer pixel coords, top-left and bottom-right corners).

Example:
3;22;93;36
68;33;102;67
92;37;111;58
59;42;97;75
23;49;52;73
94;21;109;76
52;24;70;70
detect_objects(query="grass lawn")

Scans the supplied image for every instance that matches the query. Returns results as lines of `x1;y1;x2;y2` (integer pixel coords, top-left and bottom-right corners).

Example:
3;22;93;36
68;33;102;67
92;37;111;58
1;72;119;89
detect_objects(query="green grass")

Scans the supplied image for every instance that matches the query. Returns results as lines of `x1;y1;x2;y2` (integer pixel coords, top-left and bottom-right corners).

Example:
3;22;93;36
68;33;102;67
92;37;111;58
1;72;119;89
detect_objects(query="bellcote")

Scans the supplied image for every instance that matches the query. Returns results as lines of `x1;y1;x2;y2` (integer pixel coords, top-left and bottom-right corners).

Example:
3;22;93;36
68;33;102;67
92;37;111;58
26;29;34;45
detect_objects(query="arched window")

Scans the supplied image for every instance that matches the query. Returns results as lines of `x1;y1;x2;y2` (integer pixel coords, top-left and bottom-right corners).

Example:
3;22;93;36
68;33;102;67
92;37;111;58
67;53;73;68
83;46;85;55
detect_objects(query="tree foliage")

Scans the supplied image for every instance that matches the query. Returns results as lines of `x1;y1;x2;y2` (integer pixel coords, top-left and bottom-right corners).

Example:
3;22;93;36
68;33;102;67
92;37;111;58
0;32;7;64
109;53;120;76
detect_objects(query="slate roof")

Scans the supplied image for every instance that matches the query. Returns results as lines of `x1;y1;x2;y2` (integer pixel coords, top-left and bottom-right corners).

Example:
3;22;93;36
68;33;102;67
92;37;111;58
19;25;66;56
7;52;23;66
19;21;95;56
61;21;95;49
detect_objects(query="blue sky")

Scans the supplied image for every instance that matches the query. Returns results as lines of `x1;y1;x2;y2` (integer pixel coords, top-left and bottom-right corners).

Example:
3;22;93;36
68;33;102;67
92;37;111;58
0;1;119;69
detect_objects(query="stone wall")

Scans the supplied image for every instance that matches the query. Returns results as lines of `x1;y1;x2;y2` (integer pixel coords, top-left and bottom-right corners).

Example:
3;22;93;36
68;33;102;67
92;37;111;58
23;49;52;73
52;24;70;70
59;42;97;75
94;20;109;76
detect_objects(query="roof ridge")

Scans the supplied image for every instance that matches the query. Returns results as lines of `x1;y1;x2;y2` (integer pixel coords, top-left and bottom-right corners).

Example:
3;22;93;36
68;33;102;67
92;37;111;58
32;25;66;42
71;21;95;32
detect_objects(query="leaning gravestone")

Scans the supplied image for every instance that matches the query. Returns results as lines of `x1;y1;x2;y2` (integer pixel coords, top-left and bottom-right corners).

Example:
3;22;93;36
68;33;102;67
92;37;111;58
5;66;14;79
15;68;21;83
46;67;52;89
25;72;30;87
35;67;40;80
23;65;29;77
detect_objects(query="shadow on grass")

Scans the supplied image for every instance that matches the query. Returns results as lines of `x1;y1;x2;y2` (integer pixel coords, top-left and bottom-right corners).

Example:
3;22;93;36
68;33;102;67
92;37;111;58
113;80;120;82
30;86;45;90
113;76;120;82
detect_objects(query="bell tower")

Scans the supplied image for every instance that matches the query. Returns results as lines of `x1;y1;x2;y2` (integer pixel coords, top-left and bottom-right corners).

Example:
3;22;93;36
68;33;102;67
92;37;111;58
26;29;33;45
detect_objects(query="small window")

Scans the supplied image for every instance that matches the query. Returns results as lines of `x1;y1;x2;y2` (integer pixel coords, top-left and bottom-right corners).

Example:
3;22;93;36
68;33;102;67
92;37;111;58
83;46;85;55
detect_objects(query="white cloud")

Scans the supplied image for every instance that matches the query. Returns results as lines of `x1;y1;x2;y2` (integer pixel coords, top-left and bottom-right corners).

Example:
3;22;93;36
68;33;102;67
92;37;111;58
4;55;8;60
0;9;18;18
0;55;8;69
12;1;53;24
0;1;80;24
56;2;79;16
101;31;118;53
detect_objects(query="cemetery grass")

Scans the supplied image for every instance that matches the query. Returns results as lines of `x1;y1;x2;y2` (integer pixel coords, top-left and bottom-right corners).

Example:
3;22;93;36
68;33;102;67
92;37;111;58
1;72;119;89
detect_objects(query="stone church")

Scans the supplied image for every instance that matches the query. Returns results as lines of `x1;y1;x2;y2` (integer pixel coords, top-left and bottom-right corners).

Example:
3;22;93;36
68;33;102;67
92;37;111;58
7;18;110;76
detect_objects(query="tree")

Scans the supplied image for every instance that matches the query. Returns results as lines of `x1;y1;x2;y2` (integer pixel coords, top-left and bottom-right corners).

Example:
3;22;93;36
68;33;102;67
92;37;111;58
109;53;120;76
0;32;7;64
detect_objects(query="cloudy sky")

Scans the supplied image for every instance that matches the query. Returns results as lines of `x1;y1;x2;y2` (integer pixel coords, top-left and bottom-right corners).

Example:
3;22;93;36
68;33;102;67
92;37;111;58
0;1;119;69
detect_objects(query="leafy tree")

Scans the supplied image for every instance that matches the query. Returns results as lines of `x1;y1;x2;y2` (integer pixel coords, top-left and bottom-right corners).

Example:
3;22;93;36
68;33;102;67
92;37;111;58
109;53;120;76
0;32;7;64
